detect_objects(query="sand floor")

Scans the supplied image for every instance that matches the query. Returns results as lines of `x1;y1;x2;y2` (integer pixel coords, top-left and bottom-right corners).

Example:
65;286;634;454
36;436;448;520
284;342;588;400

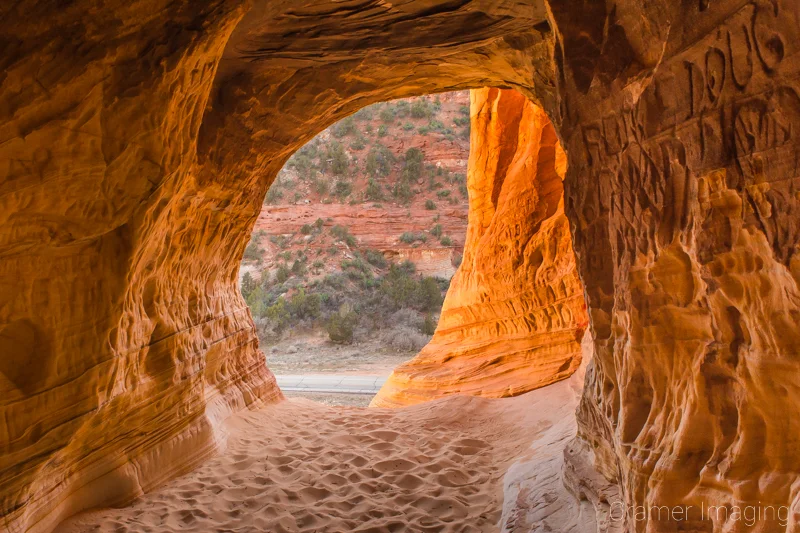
54;381;579;533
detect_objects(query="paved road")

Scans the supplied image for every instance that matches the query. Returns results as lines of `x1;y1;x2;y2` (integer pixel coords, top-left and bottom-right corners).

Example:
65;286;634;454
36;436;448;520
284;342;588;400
275;374;389;395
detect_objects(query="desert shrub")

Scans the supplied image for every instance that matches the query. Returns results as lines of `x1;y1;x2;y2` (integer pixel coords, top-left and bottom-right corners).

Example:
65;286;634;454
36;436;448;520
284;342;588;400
349;135;366;150
265;297;291;332
334;179;352;198
440;236;452;246
460;126;470;140
410;99;433;119
354;106;374;121
380;327;430;352
402;148;424;182
459;104;470;116
330;225;356;247
454;115;470;127
275;263;290;283
300;224;313;235
325;141;349;176
311;177;330;196
422;313;437;335
402;122;414;131
392;180;414;204
291;259;307;276
436;190;450;198
365;179;384;201
416;277;443;311
288;289;321;320
452;252;463;268
425;199;436;210
430;224;442;238
366;144;395;178
365;249;388;269
399;232;427;244
379;107;395;123
331;117;357;138
380;262;419;308
241;272;256;299
265;186;283;204
327;305;357;344
315;218;325;230
377;124;388;137
243;240;263;261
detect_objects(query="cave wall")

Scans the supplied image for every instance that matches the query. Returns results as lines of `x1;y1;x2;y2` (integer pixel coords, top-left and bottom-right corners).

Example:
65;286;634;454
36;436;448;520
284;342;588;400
372;87;588;408
0;3;557;533
550;0;800;530
1;1;799;532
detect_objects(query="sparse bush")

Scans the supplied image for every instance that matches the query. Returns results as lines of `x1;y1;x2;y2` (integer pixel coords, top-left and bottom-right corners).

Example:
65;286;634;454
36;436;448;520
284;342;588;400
417;277;443;312
430;224;442;238
365;249;388;269
410;99;433;119
422;314;437;335
300;224;313;235
365;179;384;201
440;236;452;246
402;122;414;131
325;141;349;176
291;259;307;276
403;148;424;182
425;199;436;210
366;144;395;178
393;180;414;204
276;263;290;283
241;272;256;299
436;190;450;198
378;124;388;137
399;232;427;244
243;240;263;261
349;135;366;151
334;179;352;198
354;106;374;121
315;218;324;229
379;107;395;123
265;186;284;204
331;117;357;138
327;305;357;344
288;289;321;320
380;327;430;352
330;225;356;247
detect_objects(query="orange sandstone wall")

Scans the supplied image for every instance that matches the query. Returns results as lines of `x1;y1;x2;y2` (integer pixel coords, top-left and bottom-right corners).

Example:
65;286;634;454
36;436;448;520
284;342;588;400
372;88;588;408
0;4;558;533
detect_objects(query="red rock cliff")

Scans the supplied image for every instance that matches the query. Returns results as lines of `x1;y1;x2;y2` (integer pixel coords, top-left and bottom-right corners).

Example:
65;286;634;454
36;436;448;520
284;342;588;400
372;88;588;408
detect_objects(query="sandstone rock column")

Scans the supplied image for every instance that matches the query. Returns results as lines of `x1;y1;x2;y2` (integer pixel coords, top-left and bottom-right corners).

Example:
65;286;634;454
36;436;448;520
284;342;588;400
372;88;588;408
547;0;800;530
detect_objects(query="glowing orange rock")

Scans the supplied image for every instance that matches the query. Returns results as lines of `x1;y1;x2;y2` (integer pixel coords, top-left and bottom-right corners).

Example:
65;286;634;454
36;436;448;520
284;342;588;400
372;88;588;408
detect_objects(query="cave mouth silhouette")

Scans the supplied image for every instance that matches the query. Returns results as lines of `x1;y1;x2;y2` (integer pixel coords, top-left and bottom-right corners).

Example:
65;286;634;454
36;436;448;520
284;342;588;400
234;87;588;411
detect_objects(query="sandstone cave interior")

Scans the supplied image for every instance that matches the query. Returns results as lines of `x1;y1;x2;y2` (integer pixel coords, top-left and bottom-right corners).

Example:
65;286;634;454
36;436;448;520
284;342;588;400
2;2;800;533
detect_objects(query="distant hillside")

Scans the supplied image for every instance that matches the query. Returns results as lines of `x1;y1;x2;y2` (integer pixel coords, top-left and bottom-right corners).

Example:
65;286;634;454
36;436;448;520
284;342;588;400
239;91;471;350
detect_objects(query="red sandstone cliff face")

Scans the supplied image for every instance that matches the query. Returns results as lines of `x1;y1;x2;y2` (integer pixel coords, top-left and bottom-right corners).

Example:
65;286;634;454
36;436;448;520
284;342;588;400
372;88;588;408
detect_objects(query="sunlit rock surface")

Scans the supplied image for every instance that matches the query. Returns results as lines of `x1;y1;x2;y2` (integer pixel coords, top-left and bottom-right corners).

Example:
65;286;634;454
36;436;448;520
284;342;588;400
372;88;588;408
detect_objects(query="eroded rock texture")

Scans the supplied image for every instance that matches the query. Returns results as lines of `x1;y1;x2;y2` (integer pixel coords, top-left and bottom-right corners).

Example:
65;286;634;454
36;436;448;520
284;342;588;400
556;1;800;530
2;1;799;532
372;88;588;408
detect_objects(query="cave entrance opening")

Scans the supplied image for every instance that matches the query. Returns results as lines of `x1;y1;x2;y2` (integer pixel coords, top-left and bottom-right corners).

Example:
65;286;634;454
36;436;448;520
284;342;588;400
238;91;472;407
238;86;589;410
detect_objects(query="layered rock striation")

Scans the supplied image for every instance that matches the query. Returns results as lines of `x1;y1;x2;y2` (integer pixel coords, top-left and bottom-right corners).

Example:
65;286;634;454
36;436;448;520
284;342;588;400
372;88;588;408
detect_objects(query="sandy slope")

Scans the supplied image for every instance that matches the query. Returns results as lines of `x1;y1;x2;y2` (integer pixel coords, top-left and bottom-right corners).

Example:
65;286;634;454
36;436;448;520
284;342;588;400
56;376;582;533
